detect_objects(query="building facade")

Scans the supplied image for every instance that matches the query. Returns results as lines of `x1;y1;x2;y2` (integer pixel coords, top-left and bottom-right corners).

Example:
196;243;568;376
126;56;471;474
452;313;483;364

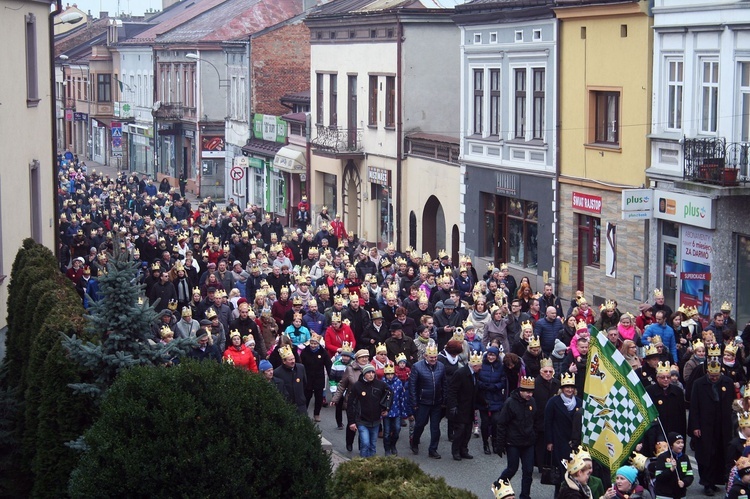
647;0;750;325
455;0;557;290
554;0;653;314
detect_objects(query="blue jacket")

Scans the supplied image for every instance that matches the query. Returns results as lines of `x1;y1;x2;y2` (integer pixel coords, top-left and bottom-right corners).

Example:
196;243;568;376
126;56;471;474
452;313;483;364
409;359;446;407
302;311;326;336
533;317;564;355
642;322;678;363
477;356;507;411
384;376;409;418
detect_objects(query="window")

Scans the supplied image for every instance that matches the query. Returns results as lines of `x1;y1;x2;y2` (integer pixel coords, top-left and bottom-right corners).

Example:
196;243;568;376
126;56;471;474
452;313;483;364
533;29;542;41
481;194;538;269
532;69;545;140
515;30;523;42
741;62;750;142
514;69;526;138
490;32;497;43
329;73;338;127
375;185;394;245
473;33;481;44
29;160;41;242
593;91;619;145
316;73;324;125
578;214;601;268
25;13;39;106
369;75;378;126
385;76;395;128
490;69;500;136
666;59;684;130
700;60;719;133
239;76;246;121
473;69;484;135
97;74;112;102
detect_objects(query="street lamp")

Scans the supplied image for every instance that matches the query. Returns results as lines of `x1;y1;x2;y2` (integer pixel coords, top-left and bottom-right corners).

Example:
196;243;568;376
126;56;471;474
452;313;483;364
55;12;84;25
186;53;230;88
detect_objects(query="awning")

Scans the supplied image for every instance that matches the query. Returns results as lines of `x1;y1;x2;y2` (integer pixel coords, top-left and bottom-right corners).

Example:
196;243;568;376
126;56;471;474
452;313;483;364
273;146;306;174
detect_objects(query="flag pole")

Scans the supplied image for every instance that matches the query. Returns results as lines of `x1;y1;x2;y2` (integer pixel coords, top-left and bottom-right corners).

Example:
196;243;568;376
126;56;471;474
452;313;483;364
654;416;682;481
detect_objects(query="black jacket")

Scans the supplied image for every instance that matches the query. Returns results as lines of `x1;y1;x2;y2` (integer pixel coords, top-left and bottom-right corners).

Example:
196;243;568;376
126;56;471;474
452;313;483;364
493;389;536;451
347;376;392;426
273;363;307;414
445;365;478;423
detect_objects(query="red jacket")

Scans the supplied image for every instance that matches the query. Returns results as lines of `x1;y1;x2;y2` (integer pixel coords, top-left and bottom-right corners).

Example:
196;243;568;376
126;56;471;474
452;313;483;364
223;344;258;372
324;324;356;358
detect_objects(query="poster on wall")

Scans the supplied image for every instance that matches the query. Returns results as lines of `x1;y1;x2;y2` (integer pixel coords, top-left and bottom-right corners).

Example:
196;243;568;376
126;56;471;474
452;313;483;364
680;227;713;319
605;223;616;278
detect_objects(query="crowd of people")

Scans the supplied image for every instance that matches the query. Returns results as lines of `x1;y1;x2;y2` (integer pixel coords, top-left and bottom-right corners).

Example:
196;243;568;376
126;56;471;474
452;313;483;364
56;160;750;499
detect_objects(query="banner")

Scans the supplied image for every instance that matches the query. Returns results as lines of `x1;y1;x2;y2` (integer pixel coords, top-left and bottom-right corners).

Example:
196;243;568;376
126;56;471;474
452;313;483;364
680;227;713;318
583;331;658;477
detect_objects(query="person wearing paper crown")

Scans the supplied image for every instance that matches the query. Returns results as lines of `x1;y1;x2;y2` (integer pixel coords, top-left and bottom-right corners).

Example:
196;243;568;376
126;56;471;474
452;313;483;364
299;333;332;423
545;372;582;494
273;343;308;415
382;362;408;456
445;350;483;461
476;345;508;456
643;361;686;459
222;329;258;373
642;309;679;364
722;342;747;394
727;456;750;499
557;446;594;499
688;359;734;495
324;312;356;359
409;339;446;459
492;376;537;499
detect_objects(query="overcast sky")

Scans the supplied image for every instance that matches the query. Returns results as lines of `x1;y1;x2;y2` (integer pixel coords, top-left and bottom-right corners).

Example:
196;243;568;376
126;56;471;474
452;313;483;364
67;0;162;17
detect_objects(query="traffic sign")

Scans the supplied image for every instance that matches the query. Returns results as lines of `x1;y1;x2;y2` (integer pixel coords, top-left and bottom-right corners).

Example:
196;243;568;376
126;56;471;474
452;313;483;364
230;166;245;181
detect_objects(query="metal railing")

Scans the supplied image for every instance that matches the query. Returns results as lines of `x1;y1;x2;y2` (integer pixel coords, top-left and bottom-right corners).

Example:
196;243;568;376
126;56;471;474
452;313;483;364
153;102;183;120
683;137;749;186
312;125;363;153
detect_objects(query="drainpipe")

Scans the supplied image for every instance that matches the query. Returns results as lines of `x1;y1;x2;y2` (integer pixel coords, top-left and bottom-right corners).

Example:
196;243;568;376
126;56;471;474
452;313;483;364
50;0;64;260
395;18;403;249
553;20;561;294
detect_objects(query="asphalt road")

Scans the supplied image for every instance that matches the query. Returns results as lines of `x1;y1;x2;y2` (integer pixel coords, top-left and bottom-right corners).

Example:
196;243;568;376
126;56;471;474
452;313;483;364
312;405;710;499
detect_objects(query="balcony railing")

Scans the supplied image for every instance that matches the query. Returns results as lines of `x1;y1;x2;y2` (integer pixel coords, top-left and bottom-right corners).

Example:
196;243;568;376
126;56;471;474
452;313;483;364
683;137;749;187
152;102;183;120
312;125;363;153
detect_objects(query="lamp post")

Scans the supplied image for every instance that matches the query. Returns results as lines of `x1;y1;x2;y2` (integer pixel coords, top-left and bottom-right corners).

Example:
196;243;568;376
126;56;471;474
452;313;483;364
185;53;230;88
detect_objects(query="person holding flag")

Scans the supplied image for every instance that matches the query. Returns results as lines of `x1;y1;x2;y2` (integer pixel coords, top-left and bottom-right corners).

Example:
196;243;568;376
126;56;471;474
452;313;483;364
581;329;659;481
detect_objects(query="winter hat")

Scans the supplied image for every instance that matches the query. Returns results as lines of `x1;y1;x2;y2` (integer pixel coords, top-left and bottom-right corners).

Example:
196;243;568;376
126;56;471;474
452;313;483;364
486;346;500;356
667;432;684;446
615;466;638;485
361;364;376;375
551;338;568;359
258;359;273;371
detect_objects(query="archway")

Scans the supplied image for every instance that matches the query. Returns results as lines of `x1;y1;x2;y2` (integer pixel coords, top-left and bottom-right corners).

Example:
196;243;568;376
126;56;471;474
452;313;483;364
409;211;417;250
422;195;445;258
342;160;361;236
451;225;460;264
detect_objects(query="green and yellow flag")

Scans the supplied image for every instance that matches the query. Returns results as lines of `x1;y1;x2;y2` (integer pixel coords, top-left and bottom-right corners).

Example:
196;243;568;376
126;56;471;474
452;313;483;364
583;330;658;476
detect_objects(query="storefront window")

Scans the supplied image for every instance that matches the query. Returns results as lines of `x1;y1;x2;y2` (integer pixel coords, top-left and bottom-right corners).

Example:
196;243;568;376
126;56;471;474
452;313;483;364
253;168;264;207
578;214;601;268
376;186;394;245
480;194;537;268
270;171;286;215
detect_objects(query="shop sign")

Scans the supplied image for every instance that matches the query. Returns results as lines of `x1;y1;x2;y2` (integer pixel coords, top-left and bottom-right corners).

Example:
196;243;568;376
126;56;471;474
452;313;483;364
679;227;714;317
496;172;518;196
252;114;287;143
572;191;602;214
368;166;390;186
653;189;715;229
621;189;653;220
73;112;88;122
201;135;225;158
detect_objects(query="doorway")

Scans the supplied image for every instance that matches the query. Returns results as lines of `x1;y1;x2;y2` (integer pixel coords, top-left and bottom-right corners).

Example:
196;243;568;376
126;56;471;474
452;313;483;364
422;195;445;258
660;221;680;314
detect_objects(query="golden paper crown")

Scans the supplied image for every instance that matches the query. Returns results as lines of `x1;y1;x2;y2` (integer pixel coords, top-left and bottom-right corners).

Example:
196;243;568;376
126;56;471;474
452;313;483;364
707;344;721;357
600;299;616;312
279;286;289;296
692;338;705;351
490;304;501;314
451;330;465;343
707;359;722;374
292;295;303;305
173;261;185;272
419;265;429;275
425;339;438;356
576;319;589;332
181;306;192;316
422;252;432;262
528;336;541;349
340;341;354;355
160;325;173;338
395;257;407;266
653;288;664;298
383;362;395;375
643;344;660;357
387;242;395;251
721;301;732;311
229;329;241;340
438;249;448;259
740;412;750;429
278;344;294;359
310;333;323;344
519;376;535;390
565;447;590;474
331;312;342;323
350;293;359;303
521;320;533;332
380;258;391;268
167;299;178;311
375;342;388;354
151;262;161;271
656;361;671;376
540;358;553;369
469;350;483;365
687;305;699;317
630;451;648;471
342;318;351;327
677;303;689;316
491;479;514;499
500;263;509;271
560;372;576;387
418;292;429;304
205;308;218;320
459;266;467;273
333;295;345;305
726;343;739;356
650;335;662;346
395;352;407;364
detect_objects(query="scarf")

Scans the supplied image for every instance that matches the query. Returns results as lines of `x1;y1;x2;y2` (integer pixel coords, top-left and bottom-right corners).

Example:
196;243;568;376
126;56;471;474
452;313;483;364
441;351;459;365
471;308;489;324
561;393;577;411
417;336;430;345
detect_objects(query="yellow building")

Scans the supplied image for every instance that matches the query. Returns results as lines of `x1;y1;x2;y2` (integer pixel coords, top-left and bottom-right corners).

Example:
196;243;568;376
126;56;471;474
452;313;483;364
0;0;58;328
554;0;652;313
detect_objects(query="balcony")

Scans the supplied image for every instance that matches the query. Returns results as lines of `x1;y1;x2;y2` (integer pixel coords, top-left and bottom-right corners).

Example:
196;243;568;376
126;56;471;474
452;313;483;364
683;137;749;187
312;125;363;156
152;102;183;121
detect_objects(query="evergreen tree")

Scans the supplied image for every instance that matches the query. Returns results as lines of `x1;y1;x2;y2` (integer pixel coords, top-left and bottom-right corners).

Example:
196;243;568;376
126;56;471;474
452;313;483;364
61;249;194;399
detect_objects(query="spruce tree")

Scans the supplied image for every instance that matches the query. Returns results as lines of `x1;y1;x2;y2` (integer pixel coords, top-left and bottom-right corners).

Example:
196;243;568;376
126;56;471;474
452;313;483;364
62;248;194;399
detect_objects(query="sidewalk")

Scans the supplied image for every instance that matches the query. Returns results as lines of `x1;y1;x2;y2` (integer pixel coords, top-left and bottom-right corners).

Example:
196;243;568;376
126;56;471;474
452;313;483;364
82;159;205;210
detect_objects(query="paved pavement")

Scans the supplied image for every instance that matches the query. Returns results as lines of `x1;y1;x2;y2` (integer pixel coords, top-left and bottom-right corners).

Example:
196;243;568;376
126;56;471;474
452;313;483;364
311;405;708;498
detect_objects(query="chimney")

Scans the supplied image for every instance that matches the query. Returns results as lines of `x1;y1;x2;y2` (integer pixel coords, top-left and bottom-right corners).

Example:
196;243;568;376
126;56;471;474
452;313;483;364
100;11;108;19
162;0;181;9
